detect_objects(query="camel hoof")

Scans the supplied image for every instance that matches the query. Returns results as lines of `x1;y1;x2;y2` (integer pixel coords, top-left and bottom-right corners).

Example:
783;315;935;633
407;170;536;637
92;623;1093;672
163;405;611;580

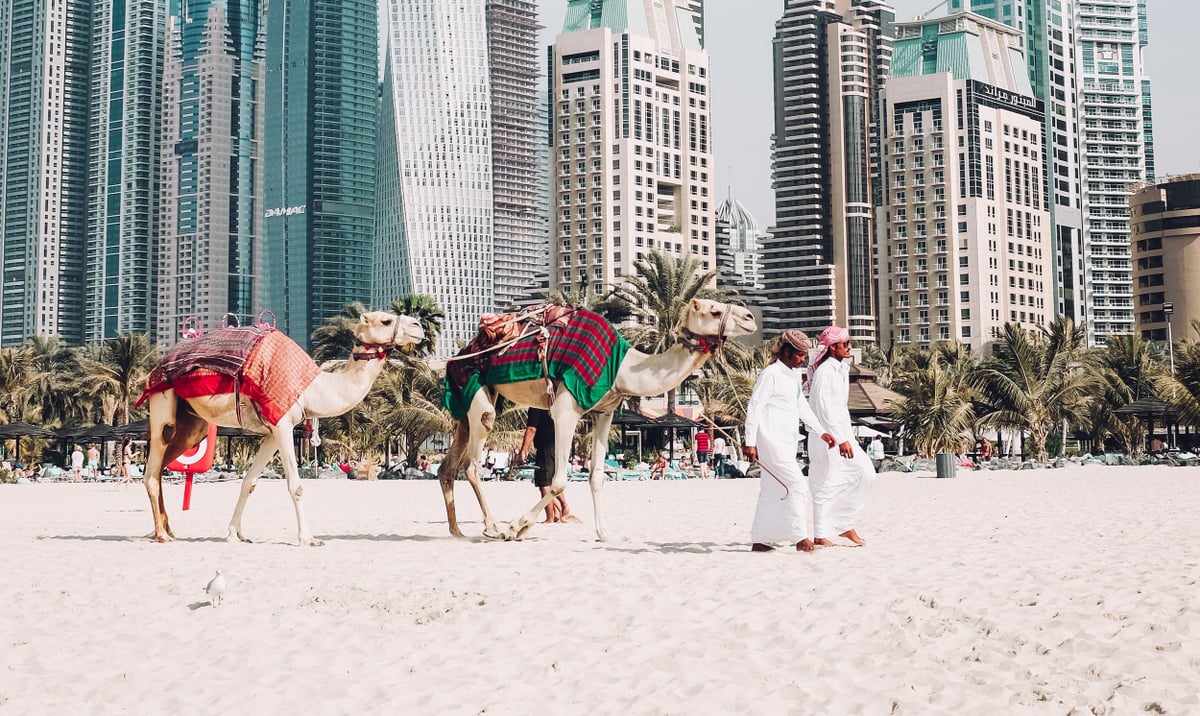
152;533;175;543
481;527;503;540
302;537;325;547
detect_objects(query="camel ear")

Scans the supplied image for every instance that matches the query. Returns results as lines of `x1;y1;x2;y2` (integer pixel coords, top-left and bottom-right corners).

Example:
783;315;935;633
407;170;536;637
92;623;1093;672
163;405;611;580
690;298;702;312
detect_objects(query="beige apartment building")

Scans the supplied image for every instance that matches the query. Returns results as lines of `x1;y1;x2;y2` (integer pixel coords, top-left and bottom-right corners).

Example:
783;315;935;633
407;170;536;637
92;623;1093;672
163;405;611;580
1131;175;1200;343
879;13;1052;350
548;0;713;298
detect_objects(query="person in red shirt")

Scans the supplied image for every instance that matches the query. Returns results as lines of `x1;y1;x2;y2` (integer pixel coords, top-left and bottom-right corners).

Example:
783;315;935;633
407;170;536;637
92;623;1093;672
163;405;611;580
694;428;712;479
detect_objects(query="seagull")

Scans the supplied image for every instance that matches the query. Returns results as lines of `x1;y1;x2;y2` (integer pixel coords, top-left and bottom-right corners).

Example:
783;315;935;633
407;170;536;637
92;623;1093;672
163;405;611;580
205;569;226;607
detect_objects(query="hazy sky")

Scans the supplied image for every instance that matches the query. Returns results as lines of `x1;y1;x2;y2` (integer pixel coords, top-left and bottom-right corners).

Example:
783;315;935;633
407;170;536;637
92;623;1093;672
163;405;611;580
537;0;1198;226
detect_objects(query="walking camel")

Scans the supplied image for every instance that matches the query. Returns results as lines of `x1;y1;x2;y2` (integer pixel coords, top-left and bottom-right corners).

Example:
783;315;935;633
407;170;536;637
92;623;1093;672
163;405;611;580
137;311;424;545
439;298;756;542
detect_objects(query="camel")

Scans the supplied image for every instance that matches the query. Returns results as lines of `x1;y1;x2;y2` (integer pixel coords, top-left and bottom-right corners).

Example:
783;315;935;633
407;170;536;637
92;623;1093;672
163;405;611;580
438;298;756;542
139;311;424;545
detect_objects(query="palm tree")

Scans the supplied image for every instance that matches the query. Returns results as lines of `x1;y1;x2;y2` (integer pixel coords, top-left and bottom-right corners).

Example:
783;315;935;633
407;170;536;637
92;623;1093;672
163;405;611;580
387;293;445;356
1091;333;1166;457
1155;319;1200;427
0;348;33;423
310;302;370;363
608;251;729;417
543;286;635;326
972;319;1095;462
87;334;159;427
888;346;977;457
368;359;453;464
20;337;83;426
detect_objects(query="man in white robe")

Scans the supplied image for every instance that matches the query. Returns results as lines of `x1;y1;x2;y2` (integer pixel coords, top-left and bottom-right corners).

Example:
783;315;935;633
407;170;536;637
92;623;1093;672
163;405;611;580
807;325;876;546
743;330;836;552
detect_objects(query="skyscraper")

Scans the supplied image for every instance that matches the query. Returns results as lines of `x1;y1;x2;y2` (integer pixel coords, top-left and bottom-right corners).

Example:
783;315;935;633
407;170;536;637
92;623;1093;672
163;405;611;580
948;0;1153;345
487;0;546;311
547;0;714;301
763;0;894;342
882;12;1052;350
86;0;167;342
375;0;494;355
156;0;265;347
0;0;92;347
261;0;378;347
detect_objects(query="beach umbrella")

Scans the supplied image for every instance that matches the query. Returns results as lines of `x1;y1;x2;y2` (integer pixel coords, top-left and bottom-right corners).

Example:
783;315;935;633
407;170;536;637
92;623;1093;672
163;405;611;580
0;422;55;461
853;424;890;439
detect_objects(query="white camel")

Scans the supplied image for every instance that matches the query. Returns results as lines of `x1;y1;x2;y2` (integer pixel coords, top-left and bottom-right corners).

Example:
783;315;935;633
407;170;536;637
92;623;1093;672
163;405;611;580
438;298;756;542
140;311;424;545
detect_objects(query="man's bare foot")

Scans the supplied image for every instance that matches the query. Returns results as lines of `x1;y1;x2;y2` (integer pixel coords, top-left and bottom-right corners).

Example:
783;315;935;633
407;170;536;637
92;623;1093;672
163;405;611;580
840;529;865;546
796;539;815;552
750;543;775;552
560;514;582;524
813;538;834;547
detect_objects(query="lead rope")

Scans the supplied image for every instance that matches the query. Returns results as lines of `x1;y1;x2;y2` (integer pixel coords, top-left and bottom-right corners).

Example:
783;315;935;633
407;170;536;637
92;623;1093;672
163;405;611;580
709;327;792;500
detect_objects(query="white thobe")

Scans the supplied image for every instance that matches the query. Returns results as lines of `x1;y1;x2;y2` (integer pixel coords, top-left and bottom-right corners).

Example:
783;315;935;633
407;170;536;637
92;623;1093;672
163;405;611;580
807;359;876;539
744;360;829;544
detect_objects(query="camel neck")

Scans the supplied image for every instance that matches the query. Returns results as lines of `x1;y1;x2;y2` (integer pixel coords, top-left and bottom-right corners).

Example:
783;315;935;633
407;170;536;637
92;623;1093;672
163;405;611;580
613;343;708;397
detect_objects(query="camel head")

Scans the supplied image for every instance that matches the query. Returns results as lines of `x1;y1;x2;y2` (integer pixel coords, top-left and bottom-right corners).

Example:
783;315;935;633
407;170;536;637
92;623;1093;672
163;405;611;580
352;311;425;360
677;299;756;353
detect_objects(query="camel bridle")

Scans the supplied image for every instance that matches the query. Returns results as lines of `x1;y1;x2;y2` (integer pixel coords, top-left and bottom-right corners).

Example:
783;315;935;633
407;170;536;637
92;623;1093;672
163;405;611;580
352;316;411;361
677;302;735;356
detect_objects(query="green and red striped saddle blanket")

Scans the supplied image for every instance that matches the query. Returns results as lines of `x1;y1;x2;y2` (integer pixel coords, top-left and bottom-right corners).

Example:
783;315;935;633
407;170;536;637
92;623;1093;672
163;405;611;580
444;308;629;420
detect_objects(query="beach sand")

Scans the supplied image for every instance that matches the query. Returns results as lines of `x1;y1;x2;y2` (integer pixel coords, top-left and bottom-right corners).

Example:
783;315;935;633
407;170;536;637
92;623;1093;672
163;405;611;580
1;465;1197;714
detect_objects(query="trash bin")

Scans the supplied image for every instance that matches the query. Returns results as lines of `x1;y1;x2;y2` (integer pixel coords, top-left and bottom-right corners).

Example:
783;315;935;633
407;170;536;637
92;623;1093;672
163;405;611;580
935;453;957;479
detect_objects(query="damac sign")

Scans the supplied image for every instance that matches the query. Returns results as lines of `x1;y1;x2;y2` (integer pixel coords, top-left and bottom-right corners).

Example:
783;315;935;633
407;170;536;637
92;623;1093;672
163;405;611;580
265;204;306;218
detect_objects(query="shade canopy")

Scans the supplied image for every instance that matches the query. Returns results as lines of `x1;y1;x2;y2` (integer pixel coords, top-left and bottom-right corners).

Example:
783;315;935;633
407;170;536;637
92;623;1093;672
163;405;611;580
0;422;56;440
650;412;702;429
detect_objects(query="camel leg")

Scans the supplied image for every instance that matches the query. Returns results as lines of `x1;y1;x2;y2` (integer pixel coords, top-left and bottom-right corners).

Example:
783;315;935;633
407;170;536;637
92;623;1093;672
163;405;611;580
463;461;500;539
461;402;500;538
274;422;321;546
225;434;279;543
437;458;464;538
588;412;615;542
507;402;580;540
143;392;206;542
143;395;175;542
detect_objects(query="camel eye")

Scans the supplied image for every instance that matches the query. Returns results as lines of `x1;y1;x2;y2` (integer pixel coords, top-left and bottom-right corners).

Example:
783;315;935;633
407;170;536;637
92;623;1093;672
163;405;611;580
382;318;392;326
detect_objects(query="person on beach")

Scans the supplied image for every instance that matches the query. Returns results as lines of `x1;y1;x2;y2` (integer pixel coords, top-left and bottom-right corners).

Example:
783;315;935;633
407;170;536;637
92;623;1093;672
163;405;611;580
807;325;876;547
743;330;837;553
70;445;85;482
712;433;728;478
518;407;576;523
694;428;711;479
649;452;669;480
86;444;100;479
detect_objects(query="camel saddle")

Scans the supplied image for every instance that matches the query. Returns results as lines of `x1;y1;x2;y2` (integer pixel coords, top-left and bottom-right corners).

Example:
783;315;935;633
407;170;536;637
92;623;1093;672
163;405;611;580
444;305;629;420
138;327;321;427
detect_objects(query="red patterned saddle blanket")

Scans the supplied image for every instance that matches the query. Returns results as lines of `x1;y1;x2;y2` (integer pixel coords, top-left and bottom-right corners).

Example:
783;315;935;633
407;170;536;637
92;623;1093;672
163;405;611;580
138;328;321;426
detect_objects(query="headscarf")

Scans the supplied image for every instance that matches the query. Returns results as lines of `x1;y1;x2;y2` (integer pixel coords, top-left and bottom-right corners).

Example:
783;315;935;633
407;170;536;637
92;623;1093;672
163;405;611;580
809;324;850;380
771;329;810;363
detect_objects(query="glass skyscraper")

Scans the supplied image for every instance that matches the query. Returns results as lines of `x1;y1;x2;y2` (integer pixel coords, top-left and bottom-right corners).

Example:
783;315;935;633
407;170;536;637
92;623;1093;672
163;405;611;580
949;0;1154;345
156;0;265;346
375;0;494;356
261;0;378;346
764;0;894;341
86;0;167;341
0;0;92;347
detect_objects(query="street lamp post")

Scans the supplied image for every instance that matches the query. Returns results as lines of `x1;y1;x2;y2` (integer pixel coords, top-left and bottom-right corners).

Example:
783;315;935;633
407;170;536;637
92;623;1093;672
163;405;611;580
1163;302;1175;375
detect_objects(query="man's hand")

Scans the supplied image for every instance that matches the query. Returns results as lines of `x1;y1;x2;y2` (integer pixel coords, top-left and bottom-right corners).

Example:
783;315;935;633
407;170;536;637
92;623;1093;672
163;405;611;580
838;441;854;459
820;433;837;449
743;446;758;462
517;449;528;464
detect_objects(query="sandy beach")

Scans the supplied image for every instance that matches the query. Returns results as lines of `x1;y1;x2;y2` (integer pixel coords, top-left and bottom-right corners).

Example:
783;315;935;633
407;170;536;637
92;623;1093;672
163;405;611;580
1;464;1197;714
